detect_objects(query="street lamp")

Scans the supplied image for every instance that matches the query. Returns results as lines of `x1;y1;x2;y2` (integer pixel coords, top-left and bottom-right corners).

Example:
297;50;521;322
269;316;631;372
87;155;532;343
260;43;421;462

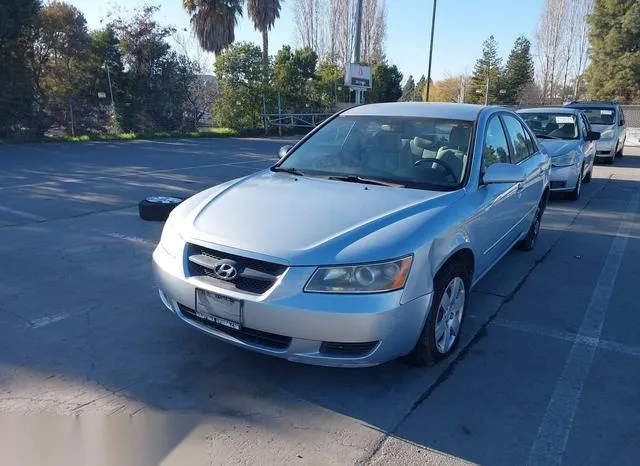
425;0;437;102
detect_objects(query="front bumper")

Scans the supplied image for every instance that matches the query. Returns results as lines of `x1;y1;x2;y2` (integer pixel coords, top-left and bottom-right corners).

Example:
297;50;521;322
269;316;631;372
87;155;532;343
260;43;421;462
549;163;580;192
152;245;431;367
596;140;615;159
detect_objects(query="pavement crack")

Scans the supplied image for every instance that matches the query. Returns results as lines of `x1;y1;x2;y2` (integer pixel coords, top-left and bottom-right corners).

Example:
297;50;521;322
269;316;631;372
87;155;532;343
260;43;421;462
358;177;611;466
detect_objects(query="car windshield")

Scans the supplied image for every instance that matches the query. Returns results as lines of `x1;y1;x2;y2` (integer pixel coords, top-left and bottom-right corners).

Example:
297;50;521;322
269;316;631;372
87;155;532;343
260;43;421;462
276;115;473;190
520;113;579;140
579;107;616;126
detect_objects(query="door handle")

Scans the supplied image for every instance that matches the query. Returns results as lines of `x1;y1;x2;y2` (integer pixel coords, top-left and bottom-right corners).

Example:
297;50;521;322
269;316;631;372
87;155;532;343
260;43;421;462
516;183;524;195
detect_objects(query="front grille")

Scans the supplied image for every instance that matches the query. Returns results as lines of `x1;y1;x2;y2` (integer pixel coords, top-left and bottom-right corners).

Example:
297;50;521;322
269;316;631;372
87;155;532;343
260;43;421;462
178;304;291;350
187;243;287;295
320;341;379;357
550;180;567;189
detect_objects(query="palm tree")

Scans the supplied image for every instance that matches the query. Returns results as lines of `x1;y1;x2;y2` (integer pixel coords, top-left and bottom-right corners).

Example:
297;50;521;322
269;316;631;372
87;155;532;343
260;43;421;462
182;0;243;55
246;0;282;67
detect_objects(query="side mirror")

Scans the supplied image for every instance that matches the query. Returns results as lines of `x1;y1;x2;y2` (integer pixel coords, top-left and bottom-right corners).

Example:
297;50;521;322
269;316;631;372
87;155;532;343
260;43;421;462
482;163;526;185
279;145;293;158
586;131;600;141
619;119;625;126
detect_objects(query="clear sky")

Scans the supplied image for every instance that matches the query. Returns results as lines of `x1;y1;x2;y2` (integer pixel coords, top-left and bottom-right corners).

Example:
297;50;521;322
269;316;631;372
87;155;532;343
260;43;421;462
65;0;544;82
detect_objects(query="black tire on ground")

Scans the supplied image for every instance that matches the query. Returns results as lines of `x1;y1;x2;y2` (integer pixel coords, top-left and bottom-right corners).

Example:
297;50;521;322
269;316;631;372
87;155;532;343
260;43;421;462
604;155;614;165
616;145;623;157
138;196;184;221
516;193;547;251
406;261;471;367
566;165;583;201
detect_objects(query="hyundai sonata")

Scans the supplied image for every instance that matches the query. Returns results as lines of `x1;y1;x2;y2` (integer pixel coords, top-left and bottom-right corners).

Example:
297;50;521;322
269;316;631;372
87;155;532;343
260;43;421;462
152;102;551;367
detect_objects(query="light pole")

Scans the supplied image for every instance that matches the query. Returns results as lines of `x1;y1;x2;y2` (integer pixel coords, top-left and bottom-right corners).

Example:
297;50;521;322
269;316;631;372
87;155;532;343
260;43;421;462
425;0;437;102
354;0;364;104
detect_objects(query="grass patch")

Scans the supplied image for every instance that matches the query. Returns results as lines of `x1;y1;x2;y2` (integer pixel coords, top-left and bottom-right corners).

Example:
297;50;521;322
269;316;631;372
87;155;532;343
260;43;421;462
48;128;239;143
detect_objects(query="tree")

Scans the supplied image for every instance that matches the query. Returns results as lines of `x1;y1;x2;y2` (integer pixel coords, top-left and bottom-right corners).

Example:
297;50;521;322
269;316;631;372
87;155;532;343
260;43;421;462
293;0;324;55
182;0;243;55
36;1;93;135
573;0;594;99
110;6;196;132
502;36;534;104
214;41;265;128
361;0;387;64
272;45;319;112
247;0;281;69
0;0;40;135
400;75;416;101
427;74;471;103
469;35;502;104
585;0;640;102
414;75;427;102
368;61;402;103
535;0;565;103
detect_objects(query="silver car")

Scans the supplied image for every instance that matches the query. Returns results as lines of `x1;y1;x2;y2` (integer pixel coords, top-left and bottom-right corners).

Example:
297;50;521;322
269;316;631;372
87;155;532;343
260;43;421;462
518;107;599;200
564;101;627;164
152;103;551;368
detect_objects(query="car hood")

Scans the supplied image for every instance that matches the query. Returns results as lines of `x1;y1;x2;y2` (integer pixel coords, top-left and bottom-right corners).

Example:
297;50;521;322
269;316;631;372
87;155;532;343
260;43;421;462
539;139;579;157
172;170;463;265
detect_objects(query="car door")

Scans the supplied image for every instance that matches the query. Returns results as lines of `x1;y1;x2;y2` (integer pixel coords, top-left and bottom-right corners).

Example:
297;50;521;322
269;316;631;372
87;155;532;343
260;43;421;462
579;112;596;172
471;114;524;276
500;113;546;237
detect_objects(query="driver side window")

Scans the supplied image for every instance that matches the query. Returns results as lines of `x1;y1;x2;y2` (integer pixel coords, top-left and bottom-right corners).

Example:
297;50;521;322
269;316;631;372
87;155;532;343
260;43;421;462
482;116;510;173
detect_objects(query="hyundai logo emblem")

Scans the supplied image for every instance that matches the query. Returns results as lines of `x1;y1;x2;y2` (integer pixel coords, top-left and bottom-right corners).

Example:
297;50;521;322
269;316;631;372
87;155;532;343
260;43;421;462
212;261;238;280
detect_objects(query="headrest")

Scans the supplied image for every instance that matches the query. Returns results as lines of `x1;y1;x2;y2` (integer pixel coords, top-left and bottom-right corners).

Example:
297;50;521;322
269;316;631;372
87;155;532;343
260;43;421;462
412;136;432;150
374;131;402;152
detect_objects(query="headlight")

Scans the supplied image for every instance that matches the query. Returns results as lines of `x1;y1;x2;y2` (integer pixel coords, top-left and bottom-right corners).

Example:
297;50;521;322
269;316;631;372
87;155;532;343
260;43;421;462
304;256;413;293
599;129;614;139
552;153;578;167
159;220;183;258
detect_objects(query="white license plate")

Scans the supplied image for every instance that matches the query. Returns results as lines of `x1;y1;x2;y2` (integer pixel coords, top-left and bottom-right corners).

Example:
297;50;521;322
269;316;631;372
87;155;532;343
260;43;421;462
195;289;242;330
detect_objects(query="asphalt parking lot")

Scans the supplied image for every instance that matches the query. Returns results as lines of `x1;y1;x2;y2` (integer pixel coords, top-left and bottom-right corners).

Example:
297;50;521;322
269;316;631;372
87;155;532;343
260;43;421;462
1;138;639;466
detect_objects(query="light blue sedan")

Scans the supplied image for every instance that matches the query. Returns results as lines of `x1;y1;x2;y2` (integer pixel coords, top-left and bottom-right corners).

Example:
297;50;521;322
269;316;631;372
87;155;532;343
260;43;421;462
152;103;551;367
518;107;599;200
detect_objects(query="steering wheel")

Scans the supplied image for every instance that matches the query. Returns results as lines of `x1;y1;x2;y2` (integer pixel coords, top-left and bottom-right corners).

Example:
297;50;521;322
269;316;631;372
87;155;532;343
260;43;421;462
414;157;458;182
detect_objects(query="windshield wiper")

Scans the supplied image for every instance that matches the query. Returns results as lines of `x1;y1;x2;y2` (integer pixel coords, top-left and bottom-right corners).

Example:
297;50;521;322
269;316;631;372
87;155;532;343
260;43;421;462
271;166;305;176
327;175;404;187
534;134;559;139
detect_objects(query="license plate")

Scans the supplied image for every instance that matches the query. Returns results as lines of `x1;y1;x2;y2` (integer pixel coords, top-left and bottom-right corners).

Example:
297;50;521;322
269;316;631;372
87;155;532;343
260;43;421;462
195;289;242;330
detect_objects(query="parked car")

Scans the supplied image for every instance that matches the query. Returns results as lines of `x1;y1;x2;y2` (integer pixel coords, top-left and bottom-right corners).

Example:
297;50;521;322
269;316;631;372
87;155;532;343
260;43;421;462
152;102;551;368
564;100;627;163
518;107;599;200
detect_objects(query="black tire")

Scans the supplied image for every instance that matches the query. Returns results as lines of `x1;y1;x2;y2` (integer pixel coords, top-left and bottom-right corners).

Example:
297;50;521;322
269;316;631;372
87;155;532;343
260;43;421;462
604;154;614;165
583;168;592;183
516;194;546;251
616;145;623;158
566;165;583;201
406;261;470;367
138;196;184;221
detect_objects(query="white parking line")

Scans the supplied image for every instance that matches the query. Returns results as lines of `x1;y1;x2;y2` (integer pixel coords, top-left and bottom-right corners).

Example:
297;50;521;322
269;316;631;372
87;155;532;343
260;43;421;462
0;204;46;221
105;232;157;247
28;312;72;329
493;318;640;358
526;190;639;466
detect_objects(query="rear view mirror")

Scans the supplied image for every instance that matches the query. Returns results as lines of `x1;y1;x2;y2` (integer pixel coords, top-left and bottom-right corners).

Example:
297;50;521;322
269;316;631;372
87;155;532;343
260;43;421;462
587;131;600;141
482;163;526;185
279;145;293;158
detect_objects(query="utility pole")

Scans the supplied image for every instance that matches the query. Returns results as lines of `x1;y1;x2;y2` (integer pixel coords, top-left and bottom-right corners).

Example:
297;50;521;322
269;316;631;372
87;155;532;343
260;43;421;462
425;0;437;102
104;62;116;110
354;0;363;104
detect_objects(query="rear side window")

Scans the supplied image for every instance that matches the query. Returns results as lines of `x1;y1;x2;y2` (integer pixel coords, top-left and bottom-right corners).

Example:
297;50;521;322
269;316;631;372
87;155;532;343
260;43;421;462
482;116;510;172
502;115;534;163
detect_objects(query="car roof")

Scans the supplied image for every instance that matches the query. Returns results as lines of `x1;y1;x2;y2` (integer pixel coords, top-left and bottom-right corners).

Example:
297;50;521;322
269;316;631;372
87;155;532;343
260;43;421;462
341;102;487;121
564;101;618;109
517;107;580;115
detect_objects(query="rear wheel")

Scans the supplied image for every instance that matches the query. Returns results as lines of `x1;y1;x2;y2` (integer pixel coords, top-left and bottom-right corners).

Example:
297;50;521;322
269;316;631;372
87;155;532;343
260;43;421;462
406;262;470;367
517;194;546;251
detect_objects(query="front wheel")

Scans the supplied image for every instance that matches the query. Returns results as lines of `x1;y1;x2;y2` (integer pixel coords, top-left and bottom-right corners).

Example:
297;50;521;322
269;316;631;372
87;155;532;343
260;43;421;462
566;166;583;200
406;262;470;367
